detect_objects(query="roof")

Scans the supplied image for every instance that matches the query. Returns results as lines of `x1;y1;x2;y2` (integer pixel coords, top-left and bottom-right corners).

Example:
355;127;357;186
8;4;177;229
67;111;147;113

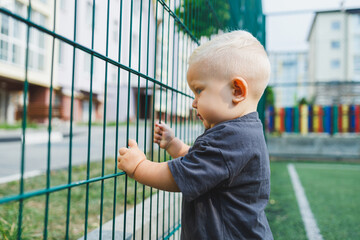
307;8;360;41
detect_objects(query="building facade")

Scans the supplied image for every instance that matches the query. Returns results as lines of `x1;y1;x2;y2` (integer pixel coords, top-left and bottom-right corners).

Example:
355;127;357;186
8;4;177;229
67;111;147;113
268;51;308;107
308;8;360;105
0;0;161;124
0;0;55;123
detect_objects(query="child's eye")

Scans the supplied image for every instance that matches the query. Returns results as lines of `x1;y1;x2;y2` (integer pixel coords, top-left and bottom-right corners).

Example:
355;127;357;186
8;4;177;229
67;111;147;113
196;89;202;94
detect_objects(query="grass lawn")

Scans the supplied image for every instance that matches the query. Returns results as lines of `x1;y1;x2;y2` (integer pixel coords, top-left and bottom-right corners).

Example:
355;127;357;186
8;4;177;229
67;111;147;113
0;158;152;240
295;163;360;240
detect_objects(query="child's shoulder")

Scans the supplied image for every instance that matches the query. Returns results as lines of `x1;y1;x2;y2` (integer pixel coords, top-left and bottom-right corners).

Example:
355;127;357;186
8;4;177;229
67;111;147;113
205;112;261;136
196;112;265;151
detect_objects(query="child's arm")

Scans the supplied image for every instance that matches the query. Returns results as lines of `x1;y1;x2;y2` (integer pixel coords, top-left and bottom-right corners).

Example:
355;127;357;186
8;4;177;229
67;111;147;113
154;122;190;158
118;139;180;192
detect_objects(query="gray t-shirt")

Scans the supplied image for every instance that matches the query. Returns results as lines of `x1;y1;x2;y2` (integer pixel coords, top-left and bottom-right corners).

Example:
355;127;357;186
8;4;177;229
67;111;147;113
168;112;273;240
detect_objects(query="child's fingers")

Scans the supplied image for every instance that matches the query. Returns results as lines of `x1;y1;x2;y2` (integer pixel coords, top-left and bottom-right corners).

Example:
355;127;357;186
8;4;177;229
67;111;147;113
154;133;162;140
119;147;128;155
154;126;161;133
155;122;165;130
128;139;138;148
154;127;164;134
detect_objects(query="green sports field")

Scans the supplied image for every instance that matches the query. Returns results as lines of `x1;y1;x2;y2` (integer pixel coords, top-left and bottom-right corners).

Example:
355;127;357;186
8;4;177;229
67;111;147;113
266;162;360;240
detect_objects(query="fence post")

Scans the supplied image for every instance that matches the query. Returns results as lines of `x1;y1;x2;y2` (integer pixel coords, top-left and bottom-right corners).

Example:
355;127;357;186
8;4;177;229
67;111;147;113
349;105;355;133
300;104;308;135
313;105;319;133
342;104;349;133
308;105;313;133
355;105;360;133
323;106;332;134
294;106;299;133
285;107;292;133
333;105;339;134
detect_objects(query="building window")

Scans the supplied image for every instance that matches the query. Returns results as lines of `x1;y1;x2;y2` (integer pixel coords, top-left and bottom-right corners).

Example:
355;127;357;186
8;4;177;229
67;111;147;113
354;36;360;52
14;1;26;18
60;0;66;11
27;11;47;71
354;56;360;73
84;53;90;72
331;40;340;49
1;15;9;35
12;44;21;64
86;1;96;29
0;40;8;61
38;53;44;70
0;1;26;66
58;41;63;64
282;60;296;67
331;59;340;69
331;21;340;30
113;20;118;42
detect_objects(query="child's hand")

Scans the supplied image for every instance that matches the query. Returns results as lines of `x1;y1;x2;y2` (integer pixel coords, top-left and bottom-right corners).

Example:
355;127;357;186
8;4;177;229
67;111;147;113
118;139;146;178
154;122;175;150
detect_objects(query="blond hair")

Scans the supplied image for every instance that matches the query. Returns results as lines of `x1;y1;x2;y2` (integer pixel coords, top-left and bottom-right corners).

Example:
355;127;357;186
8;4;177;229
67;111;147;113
189;30;271;100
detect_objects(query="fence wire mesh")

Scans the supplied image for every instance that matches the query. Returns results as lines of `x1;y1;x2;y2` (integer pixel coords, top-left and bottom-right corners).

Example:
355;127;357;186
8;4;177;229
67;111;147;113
0;0;265;239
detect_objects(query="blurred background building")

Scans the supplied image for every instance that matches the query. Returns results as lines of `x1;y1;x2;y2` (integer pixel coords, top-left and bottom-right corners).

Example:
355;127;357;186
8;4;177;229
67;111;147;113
0;0;159;124
0;0;54;124
268;51;308;107
308;7;360;106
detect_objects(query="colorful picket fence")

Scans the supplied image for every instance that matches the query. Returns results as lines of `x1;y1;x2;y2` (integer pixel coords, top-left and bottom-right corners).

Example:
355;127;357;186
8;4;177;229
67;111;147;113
266;104;360;135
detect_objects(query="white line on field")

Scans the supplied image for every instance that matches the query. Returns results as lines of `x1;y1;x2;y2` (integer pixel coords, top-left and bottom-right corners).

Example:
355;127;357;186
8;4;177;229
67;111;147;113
287;164;323;240
295;163;360;171
0;170;42;184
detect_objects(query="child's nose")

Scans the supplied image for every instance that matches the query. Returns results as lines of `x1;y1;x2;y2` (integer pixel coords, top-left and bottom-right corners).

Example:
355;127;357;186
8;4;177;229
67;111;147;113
192;99;197;109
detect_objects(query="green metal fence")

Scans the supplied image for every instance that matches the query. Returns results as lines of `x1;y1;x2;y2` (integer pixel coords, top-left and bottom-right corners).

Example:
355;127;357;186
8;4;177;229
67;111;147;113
0;0;265;239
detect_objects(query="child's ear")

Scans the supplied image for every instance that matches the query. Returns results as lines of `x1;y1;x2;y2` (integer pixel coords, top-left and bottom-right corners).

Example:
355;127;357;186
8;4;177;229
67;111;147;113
231;77;248;104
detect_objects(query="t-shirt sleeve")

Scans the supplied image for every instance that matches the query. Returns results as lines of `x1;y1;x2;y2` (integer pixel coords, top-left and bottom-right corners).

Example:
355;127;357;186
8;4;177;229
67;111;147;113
167;140;230;201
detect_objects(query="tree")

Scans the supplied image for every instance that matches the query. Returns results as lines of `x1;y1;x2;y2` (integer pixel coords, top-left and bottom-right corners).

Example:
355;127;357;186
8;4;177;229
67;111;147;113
265;86;275;107
175;0;231;39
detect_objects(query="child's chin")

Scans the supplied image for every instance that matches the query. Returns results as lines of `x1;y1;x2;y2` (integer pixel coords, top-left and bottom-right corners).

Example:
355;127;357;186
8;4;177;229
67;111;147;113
202;122;210;129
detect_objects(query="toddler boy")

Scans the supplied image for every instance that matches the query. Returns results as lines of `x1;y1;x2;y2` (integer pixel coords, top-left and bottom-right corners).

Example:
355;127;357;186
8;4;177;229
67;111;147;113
118;30;273;239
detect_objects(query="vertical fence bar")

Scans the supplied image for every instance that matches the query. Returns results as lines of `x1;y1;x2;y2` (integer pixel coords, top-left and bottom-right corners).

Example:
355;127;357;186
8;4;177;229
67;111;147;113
159;2;166;237
133;0;144;238
43;1;57;239
150;2;159;238
141;1;152;238
98;0;111;239
124;1;135;238
65;1;78;238
18;1;32;239
175;0;182;235
84;0;97;238
112;0;123;239
164;0;170;236
167;0;175;235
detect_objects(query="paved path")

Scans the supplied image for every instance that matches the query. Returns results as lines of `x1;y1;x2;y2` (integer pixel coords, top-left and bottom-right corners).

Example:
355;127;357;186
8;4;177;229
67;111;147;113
0;123;199;180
